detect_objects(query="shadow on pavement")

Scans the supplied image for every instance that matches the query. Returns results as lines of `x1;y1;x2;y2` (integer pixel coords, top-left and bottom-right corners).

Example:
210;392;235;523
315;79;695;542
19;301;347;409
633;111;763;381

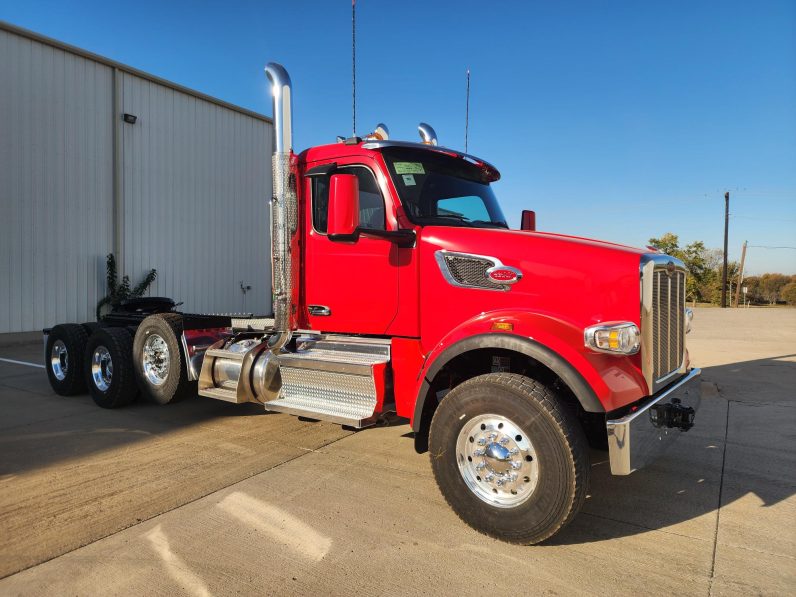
548;354;795;545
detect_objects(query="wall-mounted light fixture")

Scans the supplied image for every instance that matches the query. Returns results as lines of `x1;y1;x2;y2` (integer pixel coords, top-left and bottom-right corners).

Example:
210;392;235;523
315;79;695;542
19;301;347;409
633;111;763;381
122;113;137;124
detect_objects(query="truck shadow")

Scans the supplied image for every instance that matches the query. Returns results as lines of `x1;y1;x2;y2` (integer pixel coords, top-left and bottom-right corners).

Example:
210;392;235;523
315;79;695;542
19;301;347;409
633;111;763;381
0;377;272;477
547;354;796;545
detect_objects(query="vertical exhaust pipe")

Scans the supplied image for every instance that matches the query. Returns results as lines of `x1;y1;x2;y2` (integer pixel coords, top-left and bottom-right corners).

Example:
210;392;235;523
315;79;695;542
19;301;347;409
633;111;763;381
265;63;297;350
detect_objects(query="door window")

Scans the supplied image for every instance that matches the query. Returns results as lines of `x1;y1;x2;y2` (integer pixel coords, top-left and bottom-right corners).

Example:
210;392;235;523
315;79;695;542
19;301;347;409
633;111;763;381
311;166;386;233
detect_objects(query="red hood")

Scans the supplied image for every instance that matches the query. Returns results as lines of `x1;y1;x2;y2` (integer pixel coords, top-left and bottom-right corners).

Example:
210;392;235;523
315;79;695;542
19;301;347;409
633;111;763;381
418;225;646;336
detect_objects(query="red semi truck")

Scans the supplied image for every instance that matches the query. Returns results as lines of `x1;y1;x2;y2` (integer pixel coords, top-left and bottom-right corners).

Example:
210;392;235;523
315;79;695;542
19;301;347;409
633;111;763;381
44;63;701;544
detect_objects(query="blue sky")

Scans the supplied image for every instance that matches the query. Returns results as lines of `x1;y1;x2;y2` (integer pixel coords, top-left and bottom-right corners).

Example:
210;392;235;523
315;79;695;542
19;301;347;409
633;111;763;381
2;0;795;274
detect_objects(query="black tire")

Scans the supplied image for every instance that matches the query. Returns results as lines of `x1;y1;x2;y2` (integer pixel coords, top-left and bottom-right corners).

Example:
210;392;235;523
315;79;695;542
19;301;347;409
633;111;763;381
429;373;590;545
84;327;138;408
133;314;192;405
45;324;89;395
81;321;101;336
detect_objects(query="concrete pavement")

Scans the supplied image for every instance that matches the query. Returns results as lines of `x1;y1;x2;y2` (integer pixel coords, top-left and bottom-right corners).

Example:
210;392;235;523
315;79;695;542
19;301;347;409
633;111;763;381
0;308;794;595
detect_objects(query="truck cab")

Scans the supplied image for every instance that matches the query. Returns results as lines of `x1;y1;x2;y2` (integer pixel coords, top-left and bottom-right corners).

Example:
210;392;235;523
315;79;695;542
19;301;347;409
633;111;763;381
44;62;701;545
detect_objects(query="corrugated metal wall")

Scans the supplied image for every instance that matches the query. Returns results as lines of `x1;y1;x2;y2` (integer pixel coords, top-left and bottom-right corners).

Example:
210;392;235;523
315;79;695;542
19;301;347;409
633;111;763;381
119;72;272;317
0;28;114;333
0;24;273;333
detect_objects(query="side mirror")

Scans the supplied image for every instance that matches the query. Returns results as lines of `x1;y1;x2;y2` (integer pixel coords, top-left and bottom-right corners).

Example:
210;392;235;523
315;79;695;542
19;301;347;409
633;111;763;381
328;174;360;240
520;209;536;231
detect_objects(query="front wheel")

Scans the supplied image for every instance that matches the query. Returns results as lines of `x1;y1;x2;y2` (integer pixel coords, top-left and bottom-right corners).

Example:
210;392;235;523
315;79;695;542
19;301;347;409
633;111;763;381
429;373;590;545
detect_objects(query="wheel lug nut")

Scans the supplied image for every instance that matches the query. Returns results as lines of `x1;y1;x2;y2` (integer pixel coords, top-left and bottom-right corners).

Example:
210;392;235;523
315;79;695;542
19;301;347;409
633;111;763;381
499;437;510;445
477;438;486;446
511;461;521;470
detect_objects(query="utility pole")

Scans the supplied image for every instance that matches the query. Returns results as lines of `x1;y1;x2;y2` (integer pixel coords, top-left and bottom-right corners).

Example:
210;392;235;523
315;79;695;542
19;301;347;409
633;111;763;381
734;240;747;308
721;191;730;308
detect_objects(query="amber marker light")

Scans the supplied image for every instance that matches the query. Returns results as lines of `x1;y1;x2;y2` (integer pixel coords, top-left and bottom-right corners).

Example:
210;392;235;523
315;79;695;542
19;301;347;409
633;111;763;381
492;322;514;332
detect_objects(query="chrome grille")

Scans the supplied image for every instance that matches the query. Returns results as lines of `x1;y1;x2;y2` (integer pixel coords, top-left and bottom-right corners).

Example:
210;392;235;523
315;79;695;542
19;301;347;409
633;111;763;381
445;254;493;288
644;263;686;387
435;251;508;291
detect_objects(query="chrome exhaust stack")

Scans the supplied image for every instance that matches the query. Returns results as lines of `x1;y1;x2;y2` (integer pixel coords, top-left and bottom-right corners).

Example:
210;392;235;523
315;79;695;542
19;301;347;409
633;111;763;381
265;63;297;351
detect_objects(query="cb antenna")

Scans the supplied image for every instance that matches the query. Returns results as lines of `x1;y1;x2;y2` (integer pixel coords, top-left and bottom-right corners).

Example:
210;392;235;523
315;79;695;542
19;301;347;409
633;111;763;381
465;68;471;153
352;0;357;137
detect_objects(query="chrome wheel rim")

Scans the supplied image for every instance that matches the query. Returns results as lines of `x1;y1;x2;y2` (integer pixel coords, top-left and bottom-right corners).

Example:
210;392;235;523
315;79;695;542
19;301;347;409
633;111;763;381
456;414;539;508
142;334;170;386
91;346;113;392
50;340;68;380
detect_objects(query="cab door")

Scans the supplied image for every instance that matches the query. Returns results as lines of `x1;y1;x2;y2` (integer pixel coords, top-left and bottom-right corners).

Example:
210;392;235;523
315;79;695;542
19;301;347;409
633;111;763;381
303;158;399;334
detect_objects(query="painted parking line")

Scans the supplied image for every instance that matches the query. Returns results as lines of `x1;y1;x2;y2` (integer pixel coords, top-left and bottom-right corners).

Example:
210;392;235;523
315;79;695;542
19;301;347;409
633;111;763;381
0;358;45;369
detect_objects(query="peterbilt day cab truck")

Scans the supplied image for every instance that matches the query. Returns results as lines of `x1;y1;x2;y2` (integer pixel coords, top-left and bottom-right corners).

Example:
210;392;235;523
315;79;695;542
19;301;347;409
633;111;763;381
44;63;701;544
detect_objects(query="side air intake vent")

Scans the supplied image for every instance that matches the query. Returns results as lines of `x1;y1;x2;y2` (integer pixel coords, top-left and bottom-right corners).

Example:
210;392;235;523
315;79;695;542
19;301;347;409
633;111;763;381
435;250;510;291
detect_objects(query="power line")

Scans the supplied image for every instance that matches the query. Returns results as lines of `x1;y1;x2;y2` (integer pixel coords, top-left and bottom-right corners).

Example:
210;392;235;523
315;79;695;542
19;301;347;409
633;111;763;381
747;245;796;250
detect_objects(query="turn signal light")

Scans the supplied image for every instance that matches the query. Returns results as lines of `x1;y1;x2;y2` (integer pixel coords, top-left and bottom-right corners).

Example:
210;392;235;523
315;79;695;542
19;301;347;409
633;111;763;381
492;322;514;332
584;322;640;355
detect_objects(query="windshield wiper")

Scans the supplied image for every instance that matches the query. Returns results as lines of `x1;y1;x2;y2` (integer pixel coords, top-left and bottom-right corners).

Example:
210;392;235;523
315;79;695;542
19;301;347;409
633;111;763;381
415;214;474;226
470;220;509;229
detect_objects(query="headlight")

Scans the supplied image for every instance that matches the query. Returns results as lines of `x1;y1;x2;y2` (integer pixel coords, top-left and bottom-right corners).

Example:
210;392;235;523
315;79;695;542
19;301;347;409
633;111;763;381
685;307;694;334
584;322;640;355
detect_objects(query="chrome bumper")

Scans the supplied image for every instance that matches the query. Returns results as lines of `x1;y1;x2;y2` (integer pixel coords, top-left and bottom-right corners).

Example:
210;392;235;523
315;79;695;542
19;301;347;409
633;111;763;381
606;368;702;475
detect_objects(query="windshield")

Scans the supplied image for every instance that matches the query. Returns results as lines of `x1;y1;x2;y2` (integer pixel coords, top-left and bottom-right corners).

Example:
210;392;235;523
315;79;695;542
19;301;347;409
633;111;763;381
382;147;508;228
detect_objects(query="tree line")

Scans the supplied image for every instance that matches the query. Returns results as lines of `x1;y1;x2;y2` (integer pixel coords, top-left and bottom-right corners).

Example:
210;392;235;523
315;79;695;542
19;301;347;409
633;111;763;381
648;233;796;306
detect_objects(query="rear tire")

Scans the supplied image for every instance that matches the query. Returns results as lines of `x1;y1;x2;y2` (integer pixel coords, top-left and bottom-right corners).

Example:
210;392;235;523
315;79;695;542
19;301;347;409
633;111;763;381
84;327;138;409
133;314;193;405
429;373;589;545
45;324;89;396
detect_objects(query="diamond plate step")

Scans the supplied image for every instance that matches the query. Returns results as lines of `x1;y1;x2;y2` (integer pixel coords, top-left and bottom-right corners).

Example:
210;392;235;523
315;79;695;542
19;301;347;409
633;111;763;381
264;337;391;428
264;396;378;427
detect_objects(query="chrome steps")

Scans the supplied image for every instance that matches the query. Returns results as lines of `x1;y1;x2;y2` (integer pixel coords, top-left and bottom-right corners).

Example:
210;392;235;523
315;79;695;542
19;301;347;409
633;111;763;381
197;334;392;428
264;336;391;428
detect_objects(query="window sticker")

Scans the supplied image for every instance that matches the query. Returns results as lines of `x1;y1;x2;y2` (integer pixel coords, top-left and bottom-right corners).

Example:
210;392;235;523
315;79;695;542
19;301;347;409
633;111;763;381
394;162;425;175
402;174;416;186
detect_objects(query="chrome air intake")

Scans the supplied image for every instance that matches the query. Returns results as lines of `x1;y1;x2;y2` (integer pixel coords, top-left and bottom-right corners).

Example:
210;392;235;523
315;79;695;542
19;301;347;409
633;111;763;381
265;63;297;350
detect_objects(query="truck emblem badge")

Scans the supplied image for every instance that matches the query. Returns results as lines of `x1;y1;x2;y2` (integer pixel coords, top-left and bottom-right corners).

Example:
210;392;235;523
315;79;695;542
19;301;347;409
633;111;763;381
486;266;523;285
666;261;676;277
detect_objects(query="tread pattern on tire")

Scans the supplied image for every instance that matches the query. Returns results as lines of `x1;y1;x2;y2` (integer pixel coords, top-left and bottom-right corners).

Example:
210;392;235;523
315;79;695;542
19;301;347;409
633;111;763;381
85;327;138;409
46;324;89;396
429;372;590;545
133;313;192;405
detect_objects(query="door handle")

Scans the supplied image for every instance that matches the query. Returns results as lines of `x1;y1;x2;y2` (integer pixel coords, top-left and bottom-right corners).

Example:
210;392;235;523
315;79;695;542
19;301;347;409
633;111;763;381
308;305;331;316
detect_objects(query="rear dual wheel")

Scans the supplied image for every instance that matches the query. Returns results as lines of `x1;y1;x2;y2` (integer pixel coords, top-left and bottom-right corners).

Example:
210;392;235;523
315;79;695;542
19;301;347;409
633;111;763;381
429;373;590;545
45;324;89;395
84;328;138;408
133;314;193;405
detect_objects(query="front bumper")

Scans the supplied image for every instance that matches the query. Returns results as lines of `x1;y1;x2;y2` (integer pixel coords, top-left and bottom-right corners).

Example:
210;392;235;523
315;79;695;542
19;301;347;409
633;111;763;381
606;368;702;475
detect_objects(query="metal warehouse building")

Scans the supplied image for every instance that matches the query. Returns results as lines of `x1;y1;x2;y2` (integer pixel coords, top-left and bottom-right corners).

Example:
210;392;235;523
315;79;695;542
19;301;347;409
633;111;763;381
0;21;273;333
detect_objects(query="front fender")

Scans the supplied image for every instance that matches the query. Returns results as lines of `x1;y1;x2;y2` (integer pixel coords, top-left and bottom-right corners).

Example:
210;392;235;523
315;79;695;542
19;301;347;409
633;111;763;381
411;309;648;431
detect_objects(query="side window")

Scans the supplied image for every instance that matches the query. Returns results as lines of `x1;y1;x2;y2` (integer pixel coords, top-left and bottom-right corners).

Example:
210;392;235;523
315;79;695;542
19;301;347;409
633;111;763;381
312;176;330;233
354;168;386;231
311;166;386;233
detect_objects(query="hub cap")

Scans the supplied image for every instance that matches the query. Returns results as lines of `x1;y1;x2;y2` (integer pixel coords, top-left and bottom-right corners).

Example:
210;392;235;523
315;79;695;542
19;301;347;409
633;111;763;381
91;346;113;391
142;334;170;386
456;414;539;508
50;340;68;380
